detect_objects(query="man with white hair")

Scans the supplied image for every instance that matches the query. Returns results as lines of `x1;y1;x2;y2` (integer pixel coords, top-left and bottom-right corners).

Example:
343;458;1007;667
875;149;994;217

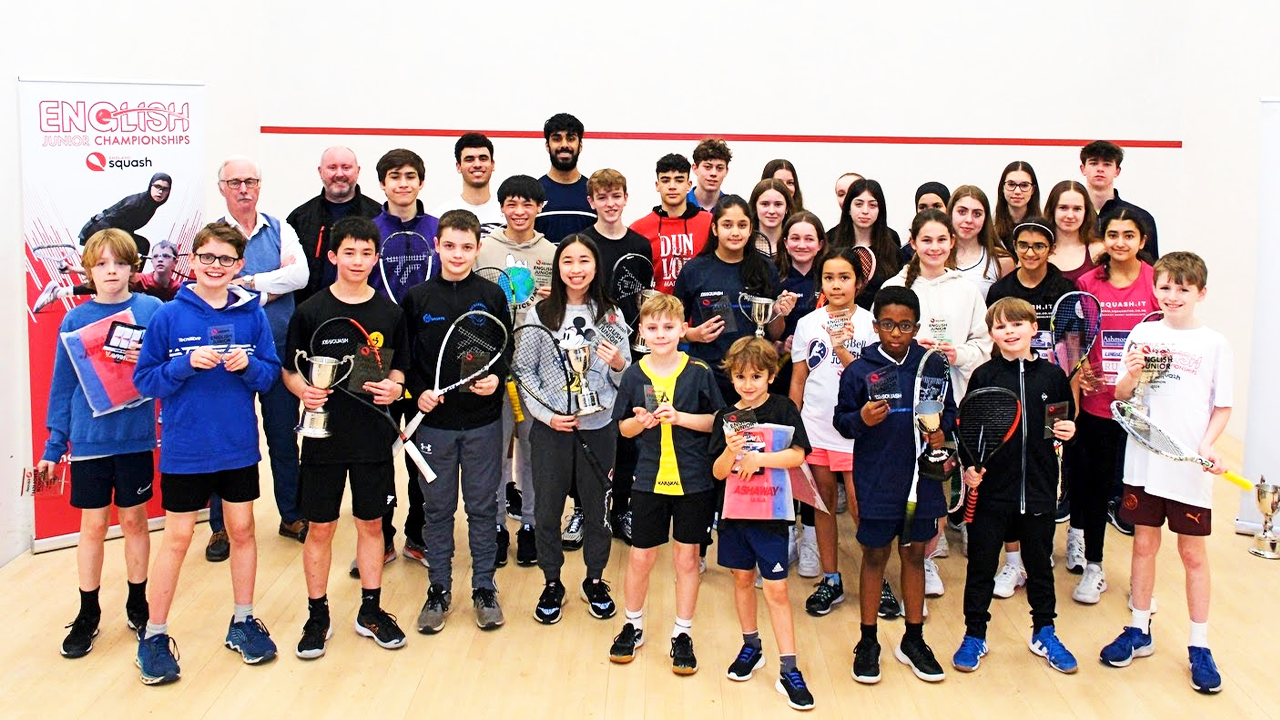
288;147;383;305
204;155;311;563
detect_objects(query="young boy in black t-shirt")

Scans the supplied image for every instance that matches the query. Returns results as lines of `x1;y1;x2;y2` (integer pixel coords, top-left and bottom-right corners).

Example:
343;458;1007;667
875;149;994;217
709;337;815;711
284;216;411;658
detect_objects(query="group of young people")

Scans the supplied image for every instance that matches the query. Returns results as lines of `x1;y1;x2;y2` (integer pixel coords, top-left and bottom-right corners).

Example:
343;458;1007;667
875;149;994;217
40;113;1236;709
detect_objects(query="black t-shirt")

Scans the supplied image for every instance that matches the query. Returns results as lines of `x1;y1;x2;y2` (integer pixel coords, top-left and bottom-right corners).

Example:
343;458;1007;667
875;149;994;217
709;394;812;533
583;225;654;344
986;266;1077;360
286;288;410;465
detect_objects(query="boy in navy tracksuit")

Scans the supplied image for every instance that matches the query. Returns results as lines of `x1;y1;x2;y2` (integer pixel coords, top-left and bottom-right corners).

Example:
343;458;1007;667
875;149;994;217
951;297;1079;675
132;221;282;685
834;286;955;685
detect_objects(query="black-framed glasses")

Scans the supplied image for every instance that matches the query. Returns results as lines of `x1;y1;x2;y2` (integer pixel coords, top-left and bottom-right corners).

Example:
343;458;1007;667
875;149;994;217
1004;181;1033;192
195;253;239;267
221;178;260;189
151;183;170;191
875;320;917;334
1015;241;1051;254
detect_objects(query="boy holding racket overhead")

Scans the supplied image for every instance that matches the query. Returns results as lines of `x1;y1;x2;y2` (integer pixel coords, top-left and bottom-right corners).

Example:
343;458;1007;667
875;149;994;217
952;297;1078;675
833;286;953;685
282;215;411;658
404;209;514;634
1100;252;1233;694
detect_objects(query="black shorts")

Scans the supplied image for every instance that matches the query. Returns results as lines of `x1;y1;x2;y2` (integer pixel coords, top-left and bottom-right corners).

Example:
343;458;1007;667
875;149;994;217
299;460;395;523
69;451;154;510
630;489;717;548
161;465;259;513
1120;484;1211;536
856;514;940;549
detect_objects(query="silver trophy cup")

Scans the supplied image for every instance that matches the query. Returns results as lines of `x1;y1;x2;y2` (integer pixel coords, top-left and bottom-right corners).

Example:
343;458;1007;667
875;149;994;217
294;350;354;438
1251;478;1280;559
632;289;663;354
739;293;779;337
1132;351;1171;412
562;341;603;416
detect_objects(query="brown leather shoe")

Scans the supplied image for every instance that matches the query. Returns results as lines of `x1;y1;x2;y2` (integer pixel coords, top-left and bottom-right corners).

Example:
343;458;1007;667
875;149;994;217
279;519;309;543
205;530;230;562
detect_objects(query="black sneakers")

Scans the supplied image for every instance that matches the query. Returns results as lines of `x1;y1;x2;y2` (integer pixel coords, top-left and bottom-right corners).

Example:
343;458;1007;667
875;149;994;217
805;576;845;616
534;580;566;625
506;482;523;521
896;635;945;682
580;579;617;619
671;633;698;675
609;622;644;663
61;613;100;658
295;616;331;660
878;579;903;620
495;525;510;568
1107;497;1135;536
776;669;816;711
852;636;882;684
126;603;149;635
355;607;406;649
726;643;765;681
516;524;538;566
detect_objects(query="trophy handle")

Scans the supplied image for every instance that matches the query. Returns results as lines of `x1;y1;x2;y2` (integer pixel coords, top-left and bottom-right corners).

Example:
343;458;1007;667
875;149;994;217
738;292;752;323
333;355;356;387
293;349;309;384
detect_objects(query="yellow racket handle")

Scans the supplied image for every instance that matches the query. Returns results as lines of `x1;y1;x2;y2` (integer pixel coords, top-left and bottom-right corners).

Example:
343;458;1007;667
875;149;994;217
507;379;524;422
1223;471;1253;491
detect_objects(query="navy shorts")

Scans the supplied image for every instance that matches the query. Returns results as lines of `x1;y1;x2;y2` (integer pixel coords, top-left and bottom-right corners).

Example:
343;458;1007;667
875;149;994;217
717;522;789;580
69;451;154;510
630;489;717;548
161;465;259;513
299;460;395;523
857;515;940;549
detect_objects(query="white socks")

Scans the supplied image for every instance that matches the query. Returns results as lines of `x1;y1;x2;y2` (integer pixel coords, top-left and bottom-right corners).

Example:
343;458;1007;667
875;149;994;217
1189;621;1209;648
672;617;692;640
626;609;643;633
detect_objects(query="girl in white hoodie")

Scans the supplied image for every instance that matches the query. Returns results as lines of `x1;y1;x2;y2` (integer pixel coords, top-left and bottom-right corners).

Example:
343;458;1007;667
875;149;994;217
882;208;993;600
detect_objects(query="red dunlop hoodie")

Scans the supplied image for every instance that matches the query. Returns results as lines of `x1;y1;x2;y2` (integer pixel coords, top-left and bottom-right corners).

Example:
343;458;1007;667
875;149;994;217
629;204;712;294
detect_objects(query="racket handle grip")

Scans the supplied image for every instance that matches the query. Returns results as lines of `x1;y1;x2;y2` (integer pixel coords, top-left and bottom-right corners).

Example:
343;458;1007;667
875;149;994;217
963;486;978;524
1224;471;1253;491
507;380;525;422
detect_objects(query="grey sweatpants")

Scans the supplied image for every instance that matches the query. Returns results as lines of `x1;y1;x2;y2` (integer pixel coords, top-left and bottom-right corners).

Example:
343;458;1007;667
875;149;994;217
500;393;535;527
530;420;617;583
417;419;503;592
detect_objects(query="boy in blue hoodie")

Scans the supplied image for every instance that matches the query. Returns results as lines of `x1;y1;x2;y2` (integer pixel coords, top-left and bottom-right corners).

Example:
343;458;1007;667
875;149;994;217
834;286;955;686
132;221;282;685
40;229;162;660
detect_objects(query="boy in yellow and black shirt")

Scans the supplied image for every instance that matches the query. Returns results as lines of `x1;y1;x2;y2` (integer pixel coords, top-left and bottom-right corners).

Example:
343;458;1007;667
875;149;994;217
608;294;722;675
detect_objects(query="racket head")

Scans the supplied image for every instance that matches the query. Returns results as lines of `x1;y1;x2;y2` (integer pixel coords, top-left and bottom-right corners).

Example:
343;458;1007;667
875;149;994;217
310;316;372;360
1049;290;1102;377
1110;400;1194;462
955;387;1021;467
510;323;574;416
431;309;509;395
378;230;433;302
474;266;516;322
752;233;775;259
609;253;655;321
852;246;877;291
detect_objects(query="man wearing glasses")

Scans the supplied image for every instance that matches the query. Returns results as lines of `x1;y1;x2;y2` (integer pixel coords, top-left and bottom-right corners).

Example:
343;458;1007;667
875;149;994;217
202;156;311;562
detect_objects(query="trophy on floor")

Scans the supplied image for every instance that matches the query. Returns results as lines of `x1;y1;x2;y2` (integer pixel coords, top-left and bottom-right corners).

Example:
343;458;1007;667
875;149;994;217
294;350;354;438
1251;477;1279;559
914;399;954;480
739;293;780;338
561;338;603;416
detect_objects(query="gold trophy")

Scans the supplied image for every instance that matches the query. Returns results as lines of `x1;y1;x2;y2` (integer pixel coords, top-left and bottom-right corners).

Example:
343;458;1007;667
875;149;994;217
739;293;779;337
914;399;953;479
561;339;603;416
294;350;354;438
1251;477;1279;559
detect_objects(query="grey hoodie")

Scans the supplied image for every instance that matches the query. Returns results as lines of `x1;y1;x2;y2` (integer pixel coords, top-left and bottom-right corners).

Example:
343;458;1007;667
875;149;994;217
475;228;556;326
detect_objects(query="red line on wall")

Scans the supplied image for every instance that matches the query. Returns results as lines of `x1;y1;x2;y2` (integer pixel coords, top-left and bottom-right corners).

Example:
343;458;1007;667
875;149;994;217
260;125;1182;149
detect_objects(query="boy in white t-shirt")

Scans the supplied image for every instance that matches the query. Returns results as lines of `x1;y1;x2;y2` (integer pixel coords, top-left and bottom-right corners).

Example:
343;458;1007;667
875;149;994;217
1099;252;1233;695
788;248;876;616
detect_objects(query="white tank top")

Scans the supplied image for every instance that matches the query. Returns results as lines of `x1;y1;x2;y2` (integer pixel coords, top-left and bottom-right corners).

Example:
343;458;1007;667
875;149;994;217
958;247;997;299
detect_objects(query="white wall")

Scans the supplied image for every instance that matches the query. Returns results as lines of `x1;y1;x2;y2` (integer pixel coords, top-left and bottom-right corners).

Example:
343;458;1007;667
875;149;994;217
3;0;1276;564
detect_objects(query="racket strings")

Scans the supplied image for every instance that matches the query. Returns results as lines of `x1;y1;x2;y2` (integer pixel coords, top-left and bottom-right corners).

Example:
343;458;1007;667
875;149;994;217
957;395;1019;461
512;327;573;415
1112;402;1186;459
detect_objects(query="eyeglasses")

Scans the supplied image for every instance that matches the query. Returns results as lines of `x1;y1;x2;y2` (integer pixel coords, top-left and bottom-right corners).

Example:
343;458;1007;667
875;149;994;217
195;253;240;267
875;320;918;334
151;183;170;191
1004;181;1033;192
220;178;260;189
1015;241;1051;254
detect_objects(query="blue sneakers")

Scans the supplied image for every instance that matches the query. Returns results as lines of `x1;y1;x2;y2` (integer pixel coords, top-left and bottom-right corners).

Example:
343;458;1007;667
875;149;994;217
1030;626;1078;674
951;635;988;672
776;668;816;710
136;633;181;685
1189;646;1222;694
225;616;278;664
1099;625;1154;667
726;643;765;681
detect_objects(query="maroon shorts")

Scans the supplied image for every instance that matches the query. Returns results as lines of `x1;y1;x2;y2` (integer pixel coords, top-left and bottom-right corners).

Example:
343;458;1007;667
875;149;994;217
1120;484;1211;536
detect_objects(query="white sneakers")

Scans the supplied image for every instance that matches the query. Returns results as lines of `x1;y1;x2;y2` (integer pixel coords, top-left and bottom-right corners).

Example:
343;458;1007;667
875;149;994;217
1065;531;1086;574
934;530;950;559
797;526;820;578
992;562;1027;599
923;558;944;598
1072;564;1108;604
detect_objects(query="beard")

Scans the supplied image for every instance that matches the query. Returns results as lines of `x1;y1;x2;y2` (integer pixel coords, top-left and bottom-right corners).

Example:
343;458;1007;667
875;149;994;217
550;149;579;172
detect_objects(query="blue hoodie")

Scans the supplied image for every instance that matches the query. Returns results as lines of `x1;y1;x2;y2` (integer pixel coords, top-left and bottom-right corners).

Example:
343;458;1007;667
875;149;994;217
133;284;281;474
833;341;956;520
42;294;163;463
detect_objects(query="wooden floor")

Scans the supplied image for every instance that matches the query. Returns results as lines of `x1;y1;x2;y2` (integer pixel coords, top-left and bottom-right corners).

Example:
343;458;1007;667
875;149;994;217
2;438;1277;720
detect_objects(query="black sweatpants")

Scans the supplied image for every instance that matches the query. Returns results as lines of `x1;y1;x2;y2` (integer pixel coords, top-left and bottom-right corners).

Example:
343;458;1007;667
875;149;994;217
963;502;1056;639
531;421;617;582
1067;411;1126;563
612;433;637;518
